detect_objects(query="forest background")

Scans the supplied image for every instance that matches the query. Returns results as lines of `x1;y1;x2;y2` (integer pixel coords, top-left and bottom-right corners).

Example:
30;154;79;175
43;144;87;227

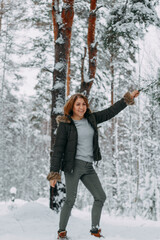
0;0;160;221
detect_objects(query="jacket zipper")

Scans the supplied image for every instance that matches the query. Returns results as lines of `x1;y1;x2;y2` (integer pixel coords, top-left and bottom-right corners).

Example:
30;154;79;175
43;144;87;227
71;121;78;172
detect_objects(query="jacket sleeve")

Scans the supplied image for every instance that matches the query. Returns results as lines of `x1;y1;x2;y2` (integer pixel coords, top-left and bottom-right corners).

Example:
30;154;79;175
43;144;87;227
93;98;126;124
93;92;134;124
50;122;67;173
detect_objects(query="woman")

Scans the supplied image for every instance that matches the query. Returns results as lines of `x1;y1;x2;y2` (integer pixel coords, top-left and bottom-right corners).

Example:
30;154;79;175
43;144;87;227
47;90;139;239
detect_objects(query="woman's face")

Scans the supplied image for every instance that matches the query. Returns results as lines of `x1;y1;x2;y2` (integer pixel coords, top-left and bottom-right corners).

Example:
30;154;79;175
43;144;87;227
72;97;87;120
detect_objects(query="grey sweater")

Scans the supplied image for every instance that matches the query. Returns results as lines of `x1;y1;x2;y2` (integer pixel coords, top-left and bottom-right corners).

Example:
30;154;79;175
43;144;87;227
73;118;94;162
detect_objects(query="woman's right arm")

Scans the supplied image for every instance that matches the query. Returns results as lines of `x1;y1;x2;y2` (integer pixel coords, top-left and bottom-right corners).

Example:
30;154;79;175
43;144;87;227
47;122;67;186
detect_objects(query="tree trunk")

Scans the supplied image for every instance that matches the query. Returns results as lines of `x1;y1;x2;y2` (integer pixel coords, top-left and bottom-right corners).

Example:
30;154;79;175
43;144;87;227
0;0;4;33
110;54;114;105
66;54;71;96
80;47;87;91
0;14;8;201
50;0;74;210
80;0;98;96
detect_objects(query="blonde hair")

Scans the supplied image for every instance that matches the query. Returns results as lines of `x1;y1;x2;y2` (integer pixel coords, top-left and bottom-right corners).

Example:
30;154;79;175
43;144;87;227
64;93;91;116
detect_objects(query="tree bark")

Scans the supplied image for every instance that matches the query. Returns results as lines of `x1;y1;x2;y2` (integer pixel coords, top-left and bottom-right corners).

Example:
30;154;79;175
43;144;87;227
80;47;87;92
0;0;4;33
50;0;74;210
80;0;98;96
110;54;114;105
66;54;71;96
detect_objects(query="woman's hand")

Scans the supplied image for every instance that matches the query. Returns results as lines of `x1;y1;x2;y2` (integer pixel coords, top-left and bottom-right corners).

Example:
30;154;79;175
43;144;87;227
50;179;57;188
130;90;140;99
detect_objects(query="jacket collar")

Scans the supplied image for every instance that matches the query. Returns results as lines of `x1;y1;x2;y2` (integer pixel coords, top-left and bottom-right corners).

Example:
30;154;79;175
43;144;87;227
56;115;71;124
56;110;91;124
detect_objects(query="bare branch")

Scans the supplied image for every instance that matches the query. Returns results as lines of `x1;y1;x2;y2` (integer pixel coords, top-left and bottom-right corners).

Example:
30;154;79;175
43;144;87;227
41;67;53;74
90;5;109;15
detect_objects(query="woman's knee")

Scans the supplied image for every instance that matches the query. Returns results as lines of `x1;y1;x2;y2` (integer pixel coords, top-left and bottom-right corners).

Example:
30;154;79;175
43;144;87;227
96;191;106;204
65;197;76;208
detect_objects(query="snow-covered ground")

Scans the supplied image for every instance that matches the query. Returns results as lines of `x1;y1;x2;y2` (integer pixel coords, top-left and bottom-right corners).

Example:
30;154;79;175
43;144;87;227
0;198;160;240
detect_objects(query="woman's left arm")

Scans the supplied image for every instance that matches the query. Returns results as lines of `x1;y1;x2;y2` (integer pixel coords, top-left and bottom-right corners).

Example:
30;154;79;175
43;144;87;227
93;90;140;124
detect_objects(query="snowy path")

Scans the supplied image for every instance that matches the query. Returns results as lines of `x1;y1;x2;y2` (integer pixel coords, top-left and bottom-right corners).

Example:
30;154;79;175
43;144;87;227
0;199;160;240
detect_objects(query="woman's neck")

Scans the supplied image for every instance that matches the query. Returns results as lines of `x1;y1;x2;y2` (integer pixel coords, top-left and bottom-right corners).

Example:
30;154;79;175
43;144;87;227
71;116;84;120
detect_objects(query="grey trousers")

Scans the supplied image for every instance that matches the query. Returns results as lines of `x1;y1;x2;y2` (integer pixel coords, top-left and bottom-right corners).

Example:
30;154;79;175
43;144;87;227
59;159;106;230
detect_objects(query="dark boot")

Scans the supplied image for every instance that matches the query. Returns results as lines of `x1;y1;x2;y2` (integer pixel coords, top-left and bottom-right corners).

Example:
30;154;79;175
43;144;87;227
90;228;104;238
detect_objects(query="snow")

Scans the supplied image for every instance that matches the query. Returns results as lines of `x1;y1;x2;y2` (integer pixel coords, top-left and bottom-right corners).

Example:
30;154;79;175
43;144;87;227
0;198;160;240
54;62;64;72
10;187;17;194
55;35;64;44
53;82;65;90
18;68;38;97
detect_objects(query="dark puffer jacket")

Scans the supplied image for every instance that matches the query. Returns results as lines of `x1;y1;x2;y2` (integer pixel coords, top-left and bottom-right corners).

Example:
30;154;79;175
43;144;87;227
47;92;134;181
